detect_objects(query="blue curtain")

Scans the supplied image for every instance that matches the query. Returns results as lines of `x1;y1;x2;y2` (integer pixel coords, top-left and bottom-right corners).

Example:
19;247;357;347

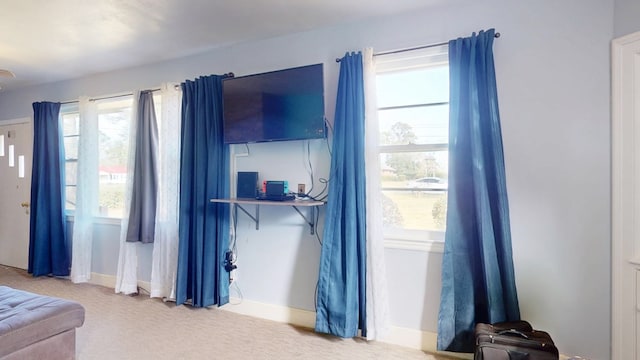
29;102;70;277
315;52;367;338
437;29;520;352
176;75;230;307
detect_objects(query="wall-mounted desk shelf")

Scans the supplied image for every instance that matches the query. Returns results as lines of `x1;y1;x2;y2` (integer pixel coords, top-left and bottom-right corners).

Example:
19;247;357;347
210;198;325;235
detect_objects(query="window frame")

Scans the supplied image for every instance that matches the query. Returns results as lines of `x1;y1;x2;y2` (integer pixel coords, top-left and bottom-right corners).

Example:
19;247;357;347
374;45;449;252
60;96;135;221
60;104;80;217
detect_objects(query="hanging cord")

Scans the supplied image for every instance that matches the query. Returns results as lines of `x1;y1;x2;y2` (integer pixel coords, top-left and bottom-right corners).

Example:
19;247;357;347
229;281;244;305
314;207;322;246
227;203;242;305
230;205;238;255
297;139;331;202
323;117;333;157
303;140;316;196
314;177;330;202
314;280;319;311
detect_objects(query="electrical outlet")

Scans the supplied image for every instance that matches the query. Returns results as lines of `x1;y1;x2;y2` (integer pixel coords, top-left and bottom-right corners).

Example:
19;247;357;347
298;183;305;194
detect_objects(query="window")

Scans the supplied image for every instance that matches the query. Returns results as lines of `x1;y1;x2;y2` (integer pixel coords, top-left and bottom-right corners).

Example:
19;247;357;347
95;98;133;218
61;97;134;218
62;110;80;212
375;45;449;249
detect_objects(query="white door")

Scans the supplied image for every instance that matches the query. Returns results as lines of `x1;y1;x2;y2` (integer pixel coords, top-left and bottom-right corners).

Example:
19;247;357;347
612;31;640;360
0;119;32;269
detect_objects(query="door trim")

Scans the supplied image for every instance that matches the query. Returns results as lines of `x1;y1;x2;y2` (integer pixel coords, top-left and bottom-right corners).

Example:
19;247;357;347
612;31;640;360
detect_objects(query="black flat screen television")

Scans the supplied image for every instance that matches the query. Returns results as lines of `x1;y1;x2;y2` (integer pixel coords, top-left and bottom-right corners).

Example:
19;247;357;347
222;64;325;144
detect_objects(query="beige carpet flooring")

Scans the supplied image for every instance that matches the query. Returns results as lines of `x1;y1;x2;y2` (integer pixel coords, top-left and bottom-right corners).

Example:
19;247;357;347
0;265;455;360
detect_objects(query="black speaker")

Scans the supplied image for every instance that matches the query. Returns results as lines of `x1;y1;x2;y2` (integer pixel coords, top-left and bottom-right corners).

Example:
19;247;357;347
237;172;258;199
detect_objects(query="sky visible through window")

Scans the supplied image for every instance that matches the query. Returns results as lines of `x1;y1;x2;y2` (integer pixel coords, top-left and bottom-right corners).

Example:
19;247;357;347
376;65;449;166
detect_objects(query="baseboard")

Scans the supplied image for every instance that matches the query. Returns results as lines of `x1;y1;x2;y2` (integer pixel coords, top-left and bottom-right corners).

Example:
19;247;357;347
221;297;316;328
88;272;115;288
88;272;151;294
220;297;470;359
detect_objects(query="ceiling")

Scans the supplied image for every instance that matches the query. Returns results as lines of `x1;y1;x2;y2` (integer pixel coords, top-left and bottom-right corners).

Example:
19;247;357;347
0;0;447;91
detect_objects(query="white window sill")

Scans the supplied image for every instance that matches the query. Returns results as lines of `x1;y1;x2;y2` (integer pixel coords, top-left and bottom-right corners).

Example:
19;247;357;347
383;228;445;253
384;238;444;253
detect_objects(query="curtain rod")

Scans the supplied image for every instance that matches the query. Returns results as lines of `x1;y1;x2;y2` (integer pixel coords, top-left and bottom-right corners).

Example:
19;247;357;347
61;92;133;105
59;72;234;105
61;87;175;105
335;32;500;62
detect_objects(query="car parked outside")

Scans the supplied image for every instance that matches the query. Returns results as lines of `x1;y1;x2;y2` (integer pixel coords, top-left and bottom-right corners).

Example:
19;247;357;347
407;176;448;191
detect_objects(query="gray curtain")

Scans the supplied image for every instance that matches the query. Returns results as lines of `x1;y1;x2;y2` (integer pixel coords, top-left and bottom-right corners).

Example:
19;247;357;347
126;91;159;243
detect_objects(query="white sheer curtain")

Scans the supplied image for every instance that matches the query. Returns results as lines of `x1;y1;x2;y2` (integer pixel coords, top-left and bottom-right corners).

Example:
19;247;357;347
70;96;98;283
150;83;182;300
115;91;140;295
363;48;391;340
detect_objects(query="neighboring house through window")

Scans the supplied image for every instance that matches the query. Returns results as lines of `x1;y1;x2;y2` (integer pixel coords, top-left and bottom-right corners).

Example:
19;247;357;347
374;45;449;251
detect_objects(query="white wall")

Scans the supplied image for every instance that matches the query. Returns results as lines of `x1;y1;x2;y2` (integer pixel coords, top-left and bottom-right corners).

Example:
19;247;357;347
0;1;613;358
614;0;640;37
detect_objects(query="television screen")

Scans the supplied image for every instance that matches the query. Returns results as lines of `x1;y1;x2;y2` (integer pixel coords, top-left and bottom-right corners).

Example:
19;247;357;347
222;64;325;144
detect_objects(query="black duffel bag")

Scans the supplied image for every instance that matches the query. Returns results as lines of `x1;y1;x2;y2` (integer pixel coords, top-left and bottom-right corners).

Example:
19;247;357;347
474;321;559;360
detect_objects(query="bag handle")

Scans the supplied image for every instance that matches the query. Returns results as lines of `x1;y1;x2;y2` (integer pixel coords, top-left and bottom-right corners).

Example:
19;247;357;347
497;329;530;339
